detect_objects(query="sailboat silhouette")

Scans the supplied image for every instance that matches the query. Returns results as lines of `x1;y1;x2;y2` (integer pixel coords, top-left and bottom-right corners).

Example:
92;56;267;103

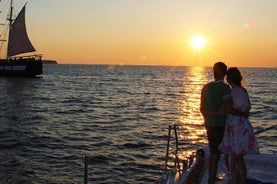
0;0;42;77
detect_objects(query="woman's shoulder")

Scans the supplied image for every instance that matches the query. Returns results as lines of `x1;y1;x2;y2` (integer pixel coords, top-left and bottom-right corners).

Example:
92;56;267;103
232;86;246;92
231;86;251;107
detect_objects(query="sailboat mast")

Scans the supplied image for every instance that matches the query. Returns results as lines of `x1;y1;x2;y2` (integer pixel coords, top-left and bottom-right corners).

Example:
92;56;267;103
8;0;14;29
7;0;13;59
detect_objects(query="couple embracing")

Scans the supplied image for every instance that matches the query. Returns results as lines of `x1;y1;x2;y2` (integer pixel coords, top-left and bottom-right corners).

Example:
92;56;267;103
200;62;259;184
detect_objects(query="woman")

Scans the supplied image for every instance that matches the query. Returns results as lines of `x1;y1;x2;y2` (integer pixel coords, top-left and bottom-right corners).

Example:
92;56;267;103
218;67;259;184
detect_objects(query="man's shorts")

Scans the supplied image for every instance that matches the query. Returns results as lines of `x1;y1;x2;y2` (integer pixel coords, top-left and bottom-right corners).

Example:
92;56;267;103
206;127;225;155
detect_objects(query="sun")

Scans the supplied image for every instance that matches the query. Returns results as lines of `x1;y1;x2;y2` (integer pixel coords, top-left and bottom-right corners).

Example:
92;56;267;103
190;35;207;50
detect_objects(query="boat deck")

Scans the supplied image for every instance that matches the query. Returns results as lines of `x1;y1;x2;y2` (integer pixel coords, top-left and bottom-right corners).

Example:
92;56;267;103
155;124;277;184
157;152;277;184
200;153;277;184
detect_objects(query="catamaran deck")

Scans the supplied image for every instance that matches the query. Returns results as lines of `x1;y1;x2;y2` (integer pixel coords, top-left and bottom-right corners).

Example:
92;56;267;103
155;124;277;184
156;151;277;184
202;152;276;184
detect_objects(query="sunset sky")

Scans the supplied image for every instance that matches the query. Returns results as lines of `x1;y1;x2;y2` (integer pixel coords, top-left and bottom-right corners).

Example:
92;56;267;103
0;0;276;67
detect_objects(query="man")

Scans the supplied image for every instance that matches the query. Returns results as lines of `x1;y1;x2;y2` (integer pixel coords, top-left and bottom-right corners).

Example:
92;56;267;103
200;62;231;184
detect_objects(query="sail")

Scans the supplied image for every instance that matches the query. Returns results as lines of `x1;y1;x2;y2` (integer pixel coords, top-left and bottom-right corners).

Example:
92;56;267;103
7;5;36;57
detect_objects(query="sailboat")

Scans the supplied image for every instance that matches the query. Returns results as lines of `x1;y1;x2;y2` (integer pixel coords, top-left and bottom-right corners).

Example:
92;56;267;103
0;0;42;77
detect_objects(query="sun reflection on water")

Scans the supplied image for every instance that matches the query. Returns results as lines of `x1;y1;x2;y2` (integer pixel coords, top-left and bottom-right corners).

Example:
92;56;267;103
177;66;210;157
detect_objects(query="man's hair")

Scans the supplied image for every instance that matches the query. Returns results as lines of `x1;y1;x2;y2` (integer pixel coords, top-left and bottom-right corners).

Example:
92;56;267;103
213;62;227;79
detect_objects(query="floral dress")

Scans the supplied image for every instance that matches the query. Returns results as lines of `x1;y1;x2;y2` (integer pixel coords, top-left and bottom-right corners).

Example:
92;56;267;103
218;86;259;155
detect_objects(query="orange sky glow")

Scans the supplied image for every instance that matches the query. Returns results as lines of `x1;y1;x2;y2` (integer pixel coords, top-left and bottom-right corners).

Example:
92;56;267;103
0;0;276;67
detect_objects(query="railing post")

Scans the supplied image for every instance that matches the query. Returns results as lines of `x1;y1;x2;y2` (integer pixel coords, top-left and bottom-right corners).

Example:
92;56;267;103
165;125;172;172
84;155;88;184
174;124;179;154
173;124;181;173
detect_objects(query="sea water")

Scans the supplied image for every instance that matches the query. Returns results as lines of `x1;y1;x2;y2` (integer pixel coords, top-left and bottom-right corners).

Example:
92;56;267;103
0;65;276;183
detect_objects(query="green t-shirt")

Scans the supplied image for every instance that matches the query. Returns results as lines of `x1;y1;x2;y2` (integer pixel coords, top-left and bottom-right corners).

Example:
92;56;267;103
200;80;231;128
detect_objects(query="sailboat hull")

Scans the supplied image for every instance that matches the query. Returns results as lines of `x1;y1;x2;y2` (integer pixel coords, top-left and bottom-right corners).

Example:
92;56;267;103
0;59;42;77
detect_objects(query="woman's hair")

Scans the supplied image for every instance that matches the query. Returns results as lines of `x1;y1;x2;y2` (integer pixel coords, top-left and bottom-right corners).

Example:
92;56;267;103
227;67;243;86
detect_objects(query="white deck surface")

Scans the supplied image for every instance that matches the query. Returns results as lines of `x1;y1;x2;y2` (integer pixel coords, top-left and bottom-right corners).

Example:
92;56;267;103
156;151;277;184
